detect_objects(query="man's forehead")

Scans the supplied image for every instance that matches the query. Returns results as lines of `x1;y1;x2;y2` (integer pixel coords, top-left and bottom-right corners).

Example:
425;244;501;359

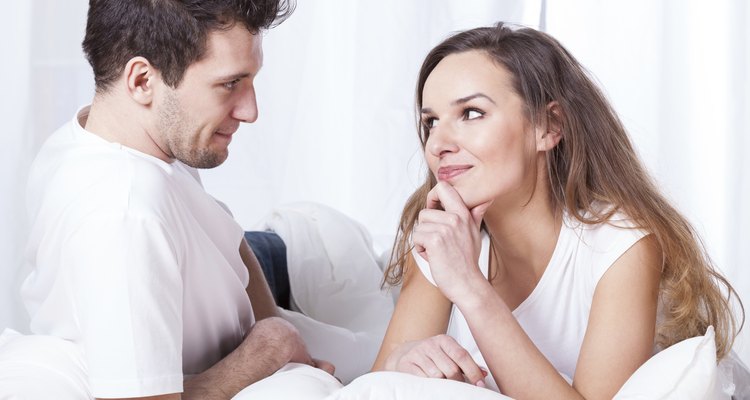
191;26;263;77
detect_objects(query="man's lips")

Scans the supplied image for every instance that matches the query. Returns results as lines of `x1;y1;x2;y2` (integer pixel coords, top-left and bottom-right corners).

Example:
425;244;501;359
437;165;472;181
214;131;234;144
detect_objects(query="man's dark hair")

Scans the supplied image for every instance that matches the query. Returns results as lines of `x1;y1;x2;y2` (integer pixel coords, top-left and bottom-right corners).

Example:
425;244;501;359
82;0;294;92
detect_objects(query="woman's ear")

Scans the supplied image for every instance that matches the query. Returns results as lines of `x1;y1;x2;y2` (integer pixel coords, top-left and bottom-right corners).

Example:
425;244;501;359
537;101;563;151
123;56;156;106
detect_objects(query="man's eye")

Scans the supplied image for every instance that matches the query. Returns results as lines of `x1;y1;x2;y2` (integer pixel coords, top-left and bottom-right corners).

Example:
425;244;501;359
223;79;241;90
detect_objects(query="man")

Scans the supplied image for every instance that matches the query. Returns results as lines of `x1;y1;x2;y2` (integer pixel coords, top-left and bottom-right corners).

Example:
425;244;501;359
10;0;333;399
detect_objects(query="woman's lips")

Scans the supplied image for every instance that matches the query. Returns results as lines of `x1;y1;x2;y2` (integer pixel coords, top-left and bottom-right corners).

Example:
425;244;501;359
437;165;472;181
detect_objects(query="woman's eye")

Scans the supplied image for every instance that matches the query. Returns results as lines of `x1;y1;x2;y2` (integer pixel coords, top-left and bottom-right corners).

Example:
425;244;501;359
423;118;438;130
465;109;484;120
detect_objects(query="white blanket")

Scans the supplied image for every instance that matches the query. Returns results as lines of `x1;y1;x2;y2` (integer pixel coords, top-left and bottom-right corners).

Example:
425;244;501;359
234;363;510;400
254;203;394;384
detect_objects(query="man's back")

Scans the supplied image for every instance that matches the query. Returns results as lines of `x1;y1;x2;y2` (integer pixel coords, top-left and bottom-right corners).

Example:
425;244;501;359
21;107;254;397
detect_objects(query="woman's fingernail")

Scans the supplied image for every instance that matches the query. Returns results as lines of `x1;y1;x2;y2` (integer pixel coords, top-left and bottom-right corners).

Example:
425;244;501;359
476;380;486;388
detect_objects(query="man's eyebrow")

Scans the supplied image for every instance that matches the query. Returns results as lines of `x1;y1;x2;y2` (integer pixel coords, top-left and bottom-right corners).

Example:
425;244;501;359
421;92;497;114
215;72;251;82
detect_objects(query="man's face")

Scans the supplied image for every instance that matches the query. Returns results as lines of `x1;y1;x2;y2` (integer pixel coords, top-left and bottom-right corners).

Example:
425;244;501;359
155;25;263;168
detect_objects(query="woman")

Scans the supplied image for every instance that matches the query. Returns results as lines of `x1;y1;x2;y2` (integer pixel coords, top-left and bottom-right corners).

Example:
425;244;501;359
372;22;743;399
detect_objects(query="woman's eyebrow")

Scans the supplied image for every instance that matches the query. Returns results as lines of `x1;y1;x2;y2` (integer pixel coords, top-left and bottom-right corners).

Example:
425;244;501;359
421;92;497;114
452;92;496;105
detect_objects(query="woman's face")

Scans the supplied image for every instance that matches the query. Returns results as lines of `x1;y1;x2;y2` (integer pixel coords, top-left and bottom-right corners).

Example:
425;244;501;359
421;50;538;209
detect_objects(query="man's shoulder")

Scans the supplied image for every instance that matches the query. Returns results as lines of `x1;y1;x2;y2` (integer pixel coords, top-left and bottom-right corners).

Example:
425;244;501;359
28;126;190;223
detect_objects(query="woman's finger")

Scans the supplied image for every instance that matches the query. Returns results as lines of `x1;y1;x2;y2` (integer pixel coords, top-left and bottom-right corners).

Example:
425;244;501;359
417;208;453;225
427;182;470;217
437;336;485;387
425;347;464;381
402;351;440;378
411;224;444;261
470;200;493;227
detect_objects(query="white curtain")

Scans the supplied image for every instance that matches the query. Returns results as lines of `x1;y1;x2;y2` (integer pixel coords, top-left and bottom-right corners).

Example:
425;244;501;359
0;1;93;334
0;1;33;334
544;0;750;363
1;0;747;365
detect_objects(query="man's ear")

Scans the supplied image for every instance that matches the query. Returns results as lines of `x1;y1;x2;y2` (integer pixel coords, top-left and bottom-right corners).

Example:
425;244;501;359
123;56;157;105
537;101;563;151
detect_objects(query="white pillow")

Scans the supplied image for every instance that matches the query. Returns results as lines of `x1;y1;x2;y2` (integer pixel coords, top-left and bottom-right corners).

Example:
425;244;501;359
254;203;394;384
233;365;510;400
329;371;510;400
614;326;733;399
232;363;342;399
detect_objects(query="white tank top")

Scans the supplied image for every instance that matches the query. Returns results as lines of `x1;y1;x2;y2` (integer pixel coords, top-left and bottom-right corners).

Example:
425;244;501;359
414;211;647;391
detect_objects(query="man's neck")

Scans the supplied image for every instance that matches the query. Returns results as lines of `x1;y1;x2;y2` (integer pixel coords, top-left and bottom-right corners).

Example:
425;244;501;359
84;95;172;162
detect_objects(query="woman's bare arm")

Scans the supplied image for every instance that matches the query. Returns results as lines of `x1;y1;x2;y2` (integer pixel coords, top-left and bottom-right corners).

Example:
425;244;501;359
372;254;452;371
459;235;661;399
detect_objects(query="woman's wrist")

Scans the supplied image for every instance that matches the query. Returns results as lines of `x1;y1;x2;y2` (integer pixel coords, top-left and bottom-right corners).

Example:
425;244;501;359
453;279;505;317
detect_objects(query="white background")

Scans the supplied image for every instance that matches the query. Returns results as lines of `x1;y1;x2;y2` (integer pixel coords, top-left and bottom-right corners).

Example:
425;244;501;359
1;0;748;364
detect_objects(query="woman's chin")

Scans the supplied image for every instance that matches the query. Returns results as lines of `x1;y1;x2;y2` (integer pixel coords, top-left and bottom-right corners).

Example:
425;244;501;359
452;189;486;210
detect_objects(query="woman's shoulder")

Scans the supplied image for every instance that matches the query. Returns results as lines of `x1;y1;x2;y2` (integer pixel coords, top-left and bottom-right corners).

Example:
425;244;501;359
564;202;647;238
562;203;651;279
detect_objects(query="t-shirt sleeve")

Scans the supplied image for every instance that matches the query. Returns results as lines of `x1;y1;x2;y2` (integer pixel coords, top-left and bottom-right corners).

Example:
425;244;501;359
62;213;184;398
412;248;438;286
585;216;649;289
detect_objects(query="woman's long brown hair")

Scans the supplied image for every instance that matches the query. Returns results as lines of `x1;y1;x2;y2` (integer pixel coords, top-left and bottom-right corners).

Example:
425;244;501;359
384;22;744;358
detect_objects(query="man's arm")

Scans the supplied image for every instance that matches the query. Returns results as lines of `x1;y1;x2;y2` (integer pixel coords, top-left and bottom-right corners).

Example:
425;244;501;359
239;237;278;321
99;317;312;400
100;238;332;400
100;239;316;400
182;316;312;399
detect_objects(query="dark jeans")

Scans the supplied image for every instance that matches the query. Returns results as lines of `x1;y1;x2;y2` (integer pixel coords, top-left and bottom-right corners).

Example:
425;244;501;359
244;231;291;309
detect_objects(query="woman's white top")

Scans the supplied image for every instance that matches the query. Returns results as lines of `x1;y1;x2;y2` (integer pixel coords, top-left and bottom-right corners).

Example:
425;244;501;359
414;212;647;391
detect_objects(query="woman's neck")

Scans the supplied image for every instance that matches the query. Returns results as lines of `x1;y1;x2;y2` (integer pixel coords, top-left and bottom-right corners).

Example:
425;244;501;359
483;196;562;283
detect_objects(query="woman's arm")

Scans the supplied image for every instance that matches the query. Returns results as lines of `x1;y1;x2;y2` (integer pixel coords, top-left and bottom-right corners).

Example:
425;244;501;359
372;254;487;385
459;235;661;399
372;254;452;370
412;182;661;398
572;234;661;398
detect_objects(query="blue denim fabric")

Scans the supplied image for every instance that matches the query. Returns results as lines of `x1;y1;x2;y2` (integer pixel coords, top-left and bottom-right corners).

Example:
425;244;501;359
243;231;291;309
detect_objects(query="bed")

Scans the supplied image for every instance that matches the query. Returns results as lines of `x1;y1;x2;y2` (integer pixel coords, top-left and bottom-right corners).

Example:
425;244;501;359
245;202;749;399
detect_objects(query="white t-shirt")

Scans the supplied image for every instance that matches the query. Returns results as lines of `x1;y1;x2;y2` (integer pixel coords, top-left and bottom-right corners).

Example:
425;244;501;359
21;107;255;398
414;212;647;391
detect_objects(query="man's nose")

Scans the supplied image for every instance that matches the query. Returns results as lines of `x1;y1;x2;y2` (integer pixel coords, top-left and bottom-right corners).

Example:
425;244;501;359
233;86;259;123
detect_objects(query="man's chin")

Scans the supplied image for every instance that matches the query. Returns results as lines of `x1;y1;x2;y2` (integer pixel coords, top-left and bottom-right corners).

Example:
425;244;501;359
177;150;227;169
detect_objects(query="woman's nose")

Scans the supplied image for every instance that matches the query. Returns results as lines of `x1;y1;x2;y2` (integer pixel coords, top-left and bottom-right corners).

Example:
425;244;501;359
426;124;459;158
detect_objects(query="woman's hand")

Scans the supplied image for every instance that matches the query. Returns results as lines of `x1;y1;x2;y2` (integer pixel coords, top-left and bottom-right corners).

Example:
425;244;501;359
412;182;492;303
384;334;487;387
